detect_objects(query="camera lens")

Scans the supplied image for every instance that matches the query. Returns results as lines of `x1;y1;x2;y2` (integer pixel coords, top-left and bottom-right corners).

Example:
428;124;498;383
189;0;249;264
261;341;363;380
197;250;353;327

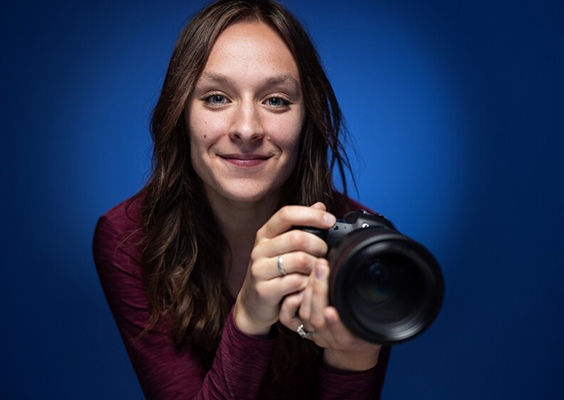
328;228;443;344
352;253;423;325
355;260;392;306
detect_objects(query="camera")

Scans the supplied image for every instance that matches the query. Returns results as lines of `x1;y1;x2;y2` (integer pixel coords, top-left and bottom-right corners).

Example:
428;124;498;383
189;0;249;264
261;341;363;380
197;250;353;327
301;210;444;344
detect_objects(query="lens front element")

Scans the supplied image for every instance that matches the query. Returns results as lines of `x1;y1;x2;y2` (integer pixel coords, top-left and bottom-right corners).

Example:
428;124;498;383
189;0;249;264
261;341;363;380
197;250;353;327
329;228;444;344
353;253;423;326
355;259;393;306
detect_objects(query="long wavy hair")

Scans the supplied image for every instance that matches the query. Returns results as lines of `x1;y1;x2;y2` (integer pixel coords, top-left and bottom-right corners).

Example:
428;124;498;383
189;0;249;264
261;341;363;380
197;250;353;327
134;0;354;377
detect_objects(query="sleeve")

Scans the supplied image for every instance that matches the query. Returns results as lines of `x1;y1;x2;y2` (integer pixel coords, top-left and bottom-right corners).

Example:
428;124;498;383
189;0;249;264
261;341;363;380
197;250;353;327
93;214;277;399
260;345;390;399
315;346;391;400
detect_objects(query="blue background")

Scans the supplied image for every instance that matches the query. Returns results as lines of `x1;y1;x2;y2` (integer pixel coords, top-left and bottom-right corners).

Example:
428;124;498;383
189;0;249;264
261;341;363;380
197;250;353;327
1;0;563;398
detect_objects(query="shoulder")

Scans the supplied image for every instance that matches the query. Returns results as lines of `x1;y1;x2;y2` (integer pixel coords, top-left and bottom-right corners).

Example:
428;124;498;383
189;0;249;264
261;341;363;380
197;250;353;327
92;195;157;338
339;196;377;216
97;195;144;236
93;194;145;267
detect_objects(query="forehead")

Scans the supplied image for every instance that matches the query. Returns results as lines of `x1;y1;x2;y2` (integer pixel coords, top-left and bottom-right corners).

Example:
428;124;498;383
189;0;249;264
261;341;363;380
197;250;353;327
201;20;300;84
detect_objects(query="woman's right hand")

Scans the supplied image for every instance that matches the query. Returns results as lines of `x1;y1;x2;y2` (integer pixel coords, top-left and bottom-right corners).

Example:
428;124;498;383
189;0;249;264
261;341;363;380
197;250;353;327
233;203;336;336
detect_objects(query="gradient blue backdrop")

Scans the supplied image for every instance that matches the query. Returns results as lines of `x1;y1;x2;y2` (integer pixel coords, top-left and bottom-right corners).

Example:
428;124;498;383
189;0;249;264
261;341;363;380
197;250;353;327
1;0;563;398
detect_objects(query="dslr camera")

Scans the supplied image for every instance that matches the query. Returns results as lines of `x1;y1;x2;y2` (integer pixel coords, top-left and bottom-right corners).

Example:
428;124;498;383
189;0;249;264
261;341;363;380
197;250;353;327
302;210;444;344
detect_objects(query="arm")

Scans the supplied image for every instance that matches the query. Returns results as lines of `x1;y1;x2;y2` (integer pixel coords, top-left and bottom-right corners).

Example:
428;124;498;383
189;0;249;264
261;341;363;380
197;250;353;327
235;201;390;399
315;347;390;400
279;259;390;400
277;202;390;399
275;259;390;400
93;214;276;399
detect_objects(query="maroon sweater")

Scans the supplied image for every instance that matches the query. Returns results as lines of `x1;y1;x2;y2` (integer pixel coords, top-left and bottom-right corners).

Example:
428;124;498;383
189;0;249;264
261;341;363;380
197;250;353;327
93;196;390;399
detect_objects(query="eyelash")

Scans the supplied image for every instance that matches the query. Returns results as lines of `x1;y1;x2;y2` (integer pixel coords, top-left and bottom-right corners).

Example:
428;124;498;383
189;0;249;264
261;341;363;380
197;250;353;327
203;94;229;106
202;93;291;109
265;97;290;108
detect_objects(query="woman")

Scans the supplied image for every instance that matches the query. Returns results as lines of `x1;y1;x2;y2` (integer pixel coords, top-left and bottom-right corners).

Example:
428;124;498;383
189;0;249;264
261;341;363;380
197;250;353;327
93;0;390;398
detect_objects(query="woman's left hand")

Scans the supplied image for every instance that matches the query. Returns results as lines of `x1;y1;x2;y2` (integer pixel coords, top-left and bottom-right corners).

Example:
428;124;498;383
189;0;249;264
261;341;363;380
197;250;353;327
279;258;382;371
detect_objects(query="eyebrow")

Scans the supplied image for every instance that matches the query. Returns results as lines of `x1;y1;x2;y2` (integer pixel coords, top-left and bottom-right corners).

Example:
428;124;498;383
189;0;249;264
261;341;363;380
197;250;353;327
198;72;300;89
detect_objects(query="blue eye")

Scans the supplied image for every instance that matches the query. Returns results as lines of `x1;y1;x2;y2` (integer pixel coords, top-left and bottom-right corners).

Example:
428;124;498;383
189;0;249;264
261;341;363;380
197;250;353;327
265;97;289;107
205;94;228;106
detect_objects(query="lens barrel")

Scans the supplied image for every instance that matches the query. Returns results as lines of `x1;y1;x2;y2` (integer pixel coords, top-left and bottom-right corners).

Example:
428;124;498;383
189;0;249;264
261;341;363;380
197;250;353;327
328;228;444;344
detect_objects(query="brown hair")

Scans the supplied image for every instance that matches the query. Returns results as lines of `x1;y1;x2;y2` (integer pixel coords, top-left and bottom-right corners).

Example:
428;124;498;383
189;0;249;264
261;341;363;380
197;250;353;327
135;0;354;375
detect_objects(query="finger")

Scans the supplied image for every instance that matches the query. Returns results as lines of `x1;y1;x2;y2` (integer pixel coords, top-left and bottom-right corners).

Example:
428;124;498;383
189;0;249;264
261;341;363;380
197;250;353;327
254;252;320;280
324;307;381;353
279;290;317;341
279;292;303;328
298;276;314;324
253;230;328;260
281;279;327;345
323;306;350;349
258;205;336;240
258;273;309;305
322;306;353;348
309;258;330;333
310;202;327;211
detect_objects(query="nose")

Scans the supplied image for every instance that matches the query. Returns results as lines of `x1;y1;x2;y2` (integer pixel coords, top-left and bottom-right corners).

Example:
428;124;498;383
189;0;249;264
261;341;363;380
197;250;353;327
229;100;264;142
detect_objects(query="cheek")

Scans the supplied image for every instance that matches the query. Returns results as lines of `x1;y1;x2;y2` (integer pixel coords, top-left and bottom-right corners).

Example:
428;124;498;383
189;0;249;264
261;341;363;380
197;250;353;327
188;120;213;174
189;130;205;164
267;114;304;150
189;114;225;151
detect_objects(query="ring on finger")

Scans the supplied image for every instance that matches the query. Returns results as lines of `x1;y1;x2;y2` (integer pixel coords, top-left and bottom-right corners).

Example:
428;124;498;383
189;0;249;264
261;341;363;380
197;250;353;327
297;324;316;339
277;254;287;276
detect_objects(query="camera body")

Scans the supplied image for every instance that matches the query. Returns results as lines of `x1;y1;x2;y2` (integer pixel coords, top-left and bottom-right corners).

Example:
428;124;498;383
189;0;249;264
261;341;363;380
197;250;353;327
303;210;444;345
303;209;397;246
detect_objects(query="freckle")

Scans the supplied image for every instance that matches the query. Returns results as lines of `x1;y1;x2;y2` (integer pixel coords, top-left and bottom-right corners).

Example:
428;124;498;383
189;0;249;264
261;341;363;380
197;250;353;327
204;134;207;138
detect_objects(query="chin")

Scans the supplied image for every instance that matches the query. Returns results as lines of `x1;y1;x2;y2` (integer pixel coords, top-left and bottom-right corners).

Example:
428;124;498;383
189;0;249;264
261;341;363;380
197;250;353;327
223;188;277;204
213;181;283;205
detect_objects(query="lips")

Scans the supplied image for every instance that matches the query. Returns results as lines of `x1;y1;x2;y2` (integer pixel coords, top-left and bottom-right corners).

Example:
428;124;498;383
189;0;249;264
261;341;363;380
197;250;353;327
219;153;271;168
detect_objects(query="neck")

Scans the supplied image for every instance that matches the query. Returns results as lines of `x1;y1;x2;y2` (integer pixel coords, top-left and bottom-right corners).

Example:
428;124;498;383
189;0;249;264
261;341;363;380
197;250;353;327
206;189;281;294
210;196;279;249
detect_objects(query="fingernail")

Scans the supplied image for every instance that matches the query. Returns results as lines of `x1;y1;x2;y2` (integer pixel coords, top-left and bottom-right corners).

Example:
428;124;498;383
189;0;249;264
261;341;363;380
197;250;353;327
316;263;326;280
324;213;336;226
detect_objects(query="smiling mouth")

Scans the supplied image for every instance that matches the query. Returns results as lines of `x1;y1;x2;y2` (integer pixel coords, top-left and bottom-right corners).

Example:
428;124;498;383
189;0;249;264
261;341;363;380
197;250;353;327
219;154;271;167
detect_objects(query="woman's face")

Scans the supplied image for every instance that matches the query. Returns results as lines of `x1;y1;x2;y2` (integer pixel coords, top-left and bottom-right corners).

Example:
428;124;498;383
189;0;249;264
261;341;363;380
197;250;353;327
185;20;304;206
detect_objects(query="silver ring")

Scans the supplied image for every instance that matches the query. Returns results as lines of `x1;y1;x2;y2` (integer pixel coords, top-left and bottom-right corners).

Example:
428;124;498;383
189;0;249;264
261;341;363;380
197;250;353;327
277;254;286;276
297;324;316;339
